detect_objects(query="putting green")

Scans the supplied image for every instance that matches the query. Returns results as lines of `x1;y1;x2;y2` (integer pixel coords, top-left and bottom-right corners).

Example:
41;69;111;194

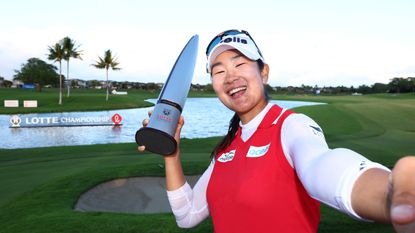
1;93;413;232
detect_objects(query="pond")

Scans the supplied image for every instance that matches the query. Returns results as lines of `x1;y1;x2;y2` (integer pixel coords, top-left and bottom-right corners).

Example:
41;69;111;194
0;98;324;149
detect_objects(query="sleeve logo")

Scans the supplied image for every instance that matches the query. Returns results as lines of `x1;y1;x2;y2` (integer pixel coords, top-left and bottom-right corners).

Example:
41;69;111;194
309;125;324;137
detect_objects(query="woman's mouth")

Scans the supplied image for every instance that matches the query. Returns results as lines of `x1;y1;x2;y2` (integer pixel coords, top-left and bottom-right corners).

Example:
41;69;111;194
228;86;247;97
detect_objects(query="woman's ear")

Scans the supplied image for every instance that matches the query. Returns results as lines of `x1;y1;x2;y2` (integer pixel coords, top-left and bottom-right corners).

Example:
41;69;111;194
261;63;270;84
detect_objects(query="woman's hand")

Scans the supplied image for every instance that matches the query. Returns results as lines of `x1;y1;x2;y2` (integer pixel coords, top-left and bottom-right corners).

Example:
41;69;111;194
390;156;415;233
137;110;185;157
136;110;186;190
136;110;151;153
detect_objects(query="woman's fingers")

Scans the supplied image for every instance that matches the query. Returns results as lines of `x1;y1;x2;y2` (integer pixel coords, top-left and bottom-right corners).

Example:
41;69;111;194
137;110;152;153
391;156;415;232
137;145;146;152
174;115;185;141
140;110;152;127
138;110;184;155
142;118;149;127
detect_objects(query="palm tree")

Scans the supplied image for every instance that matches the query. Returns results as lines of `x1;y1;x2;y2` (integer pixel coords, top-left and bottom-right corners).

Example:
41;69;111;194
92;50;121;101
62;37;82;97
47;43;65;105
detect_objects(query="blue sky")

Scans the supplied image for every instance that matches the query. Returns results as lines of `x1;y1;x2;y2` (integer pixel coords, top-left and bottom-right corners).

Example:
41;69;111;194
1;0;414;87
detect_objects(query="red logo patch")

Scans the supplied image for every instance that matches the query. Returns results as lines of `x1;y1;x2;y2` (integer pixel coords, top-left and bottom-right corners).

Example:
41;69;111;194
112;113;122;125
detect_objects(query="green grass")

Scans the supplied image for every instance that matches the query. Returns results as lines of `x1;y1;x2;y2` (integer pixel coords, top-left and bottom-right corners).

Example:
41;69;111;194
0;88;219;114
283;93;415;166
0;88;159;114
1;92;414;232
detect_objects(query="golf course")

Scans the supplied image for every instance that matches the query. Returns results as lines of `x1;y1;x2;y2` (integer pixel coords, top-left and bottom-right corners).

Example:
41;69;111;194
0;89;414;233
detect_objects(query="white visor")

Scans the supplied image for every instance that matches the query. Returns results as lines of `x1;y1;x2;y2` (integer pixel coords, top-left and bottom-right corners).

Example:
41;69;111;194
206;34;264;73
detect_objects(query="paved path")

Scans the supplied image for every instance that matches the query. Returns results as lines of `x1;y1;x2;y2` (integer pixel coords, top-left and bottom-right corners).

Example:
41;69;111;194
75;176;200;214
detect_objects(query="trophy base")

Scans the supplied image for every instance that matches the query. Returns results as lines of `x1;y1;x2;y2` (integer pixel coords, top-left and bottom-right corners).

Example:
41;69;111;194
135;127;177;156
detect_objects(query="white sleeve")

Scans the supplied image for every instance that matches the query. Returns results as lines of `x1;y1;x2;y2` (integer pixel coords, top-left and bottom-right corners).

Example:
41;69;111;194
281;113;390;220
166;161;213;228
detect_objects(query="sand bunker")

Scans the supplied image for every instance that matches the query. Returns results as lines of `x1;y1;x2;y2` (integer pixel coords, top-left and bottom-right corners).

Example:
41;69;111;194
75;175;200;214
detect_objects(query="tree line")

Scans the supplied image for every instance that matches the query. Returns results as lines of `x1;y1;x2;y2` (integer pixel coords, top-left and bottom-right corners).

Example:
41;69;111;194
77;77;415;95
2;38;414;98
3;71;414;96
191;78;415;95
10;36;120;104
264;77;415;95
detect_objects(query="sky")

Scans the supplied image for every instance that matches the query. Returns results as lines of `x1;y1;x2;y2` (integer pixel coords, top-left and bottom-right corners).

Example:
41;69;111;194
1;0;414;87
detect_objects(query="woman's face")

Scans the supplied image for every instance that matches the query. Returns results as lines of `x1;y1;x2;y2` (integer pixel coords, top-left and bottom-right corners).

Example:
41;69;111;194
210;49;269;122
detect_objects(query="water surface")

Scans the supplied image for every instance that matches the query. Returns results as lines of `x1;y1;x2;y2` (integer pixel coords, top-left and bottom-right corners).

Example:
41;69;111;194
0;98;324;149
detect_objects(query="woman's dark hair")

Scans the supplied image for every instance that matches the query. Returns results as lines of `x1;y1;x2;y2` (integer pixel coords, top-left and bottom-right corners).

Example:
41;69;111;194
211;59;269;158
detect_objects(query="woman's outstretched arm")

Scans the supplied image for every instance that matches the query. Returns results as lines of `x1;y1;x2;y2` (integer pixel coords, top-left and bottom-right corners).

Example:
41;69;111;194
352;156;415;232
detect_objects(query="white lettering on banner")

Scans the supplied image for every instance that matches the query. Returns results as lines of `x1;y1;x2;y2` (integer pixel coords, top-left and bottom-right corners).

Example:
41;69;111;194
10;115;115;128
25;117;59;125
60;116;110;124
52;117;59;123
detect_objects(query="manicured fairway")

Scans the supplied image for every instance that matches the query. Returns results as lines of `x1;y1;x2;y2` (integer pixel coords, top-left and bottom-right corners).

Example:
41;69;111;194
0;93;414;232
0;88;157;114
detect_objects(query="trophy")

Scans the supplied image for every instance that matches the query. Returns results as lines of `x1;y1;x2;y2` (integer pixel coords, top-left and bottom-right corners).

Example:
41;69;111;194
135;35;199;155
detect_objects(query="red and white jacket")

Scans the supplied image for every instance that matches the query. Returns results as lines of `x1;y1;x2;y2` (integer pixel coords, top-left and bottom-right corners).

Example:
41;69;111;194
166;103;389;232
207;105;319;233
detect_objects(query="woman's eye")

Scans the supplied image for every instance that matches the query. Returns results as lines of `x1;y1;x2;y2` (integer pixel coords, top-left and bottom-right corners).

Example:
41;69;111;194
213;70;224;75
235;63;245;68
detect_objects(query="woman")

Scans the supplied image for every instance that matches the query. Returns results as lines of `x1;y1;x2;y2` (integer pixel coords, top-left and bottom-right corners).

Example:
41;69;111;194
138;29;415;233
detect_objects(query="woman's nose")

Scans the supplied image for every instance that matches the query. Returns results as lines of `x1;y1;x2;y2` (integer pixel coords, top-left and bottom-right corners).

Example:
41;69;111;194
225;68;238;84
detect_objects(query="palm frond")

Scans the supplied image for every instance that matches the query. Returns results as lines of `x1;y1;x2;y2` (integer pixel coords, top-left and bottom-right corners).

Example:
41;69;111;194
47;43;64;62
91;56;107;69
92;49;121;70
62;36;83;61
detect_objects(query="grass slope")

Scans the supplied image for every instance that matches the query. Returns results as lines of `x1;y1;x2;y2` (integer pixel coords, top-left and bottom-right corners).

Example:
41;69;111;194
1;93;414;232
0;88;158;114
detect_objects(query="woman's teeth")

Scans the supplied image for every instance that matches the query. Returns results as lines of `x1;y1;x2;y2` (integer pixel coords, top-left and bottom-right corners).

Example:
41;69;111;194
229;86;247;96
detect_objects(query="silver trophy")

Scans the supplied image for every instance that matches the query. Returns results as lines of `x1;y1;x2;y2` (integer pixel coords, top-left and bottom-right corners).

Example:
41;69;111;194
135;35;199;155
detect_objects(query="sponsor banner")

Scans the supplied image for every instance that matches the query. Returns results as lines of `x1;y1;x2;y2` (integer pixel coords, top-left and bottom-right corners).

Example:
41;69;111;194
23;100;38;108
9;113;123;128
4;100;19;107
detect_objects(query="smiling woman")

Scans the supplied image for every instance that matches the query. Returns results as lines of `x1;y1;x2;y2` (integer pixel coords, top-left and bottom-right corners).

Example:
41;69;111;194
137;29;415;233
210;51;268;123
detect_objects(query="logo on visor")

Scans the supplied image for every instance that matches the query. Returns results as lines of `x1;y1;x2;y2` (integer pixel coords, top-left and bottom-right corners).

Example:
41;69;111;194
221;36;248;45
